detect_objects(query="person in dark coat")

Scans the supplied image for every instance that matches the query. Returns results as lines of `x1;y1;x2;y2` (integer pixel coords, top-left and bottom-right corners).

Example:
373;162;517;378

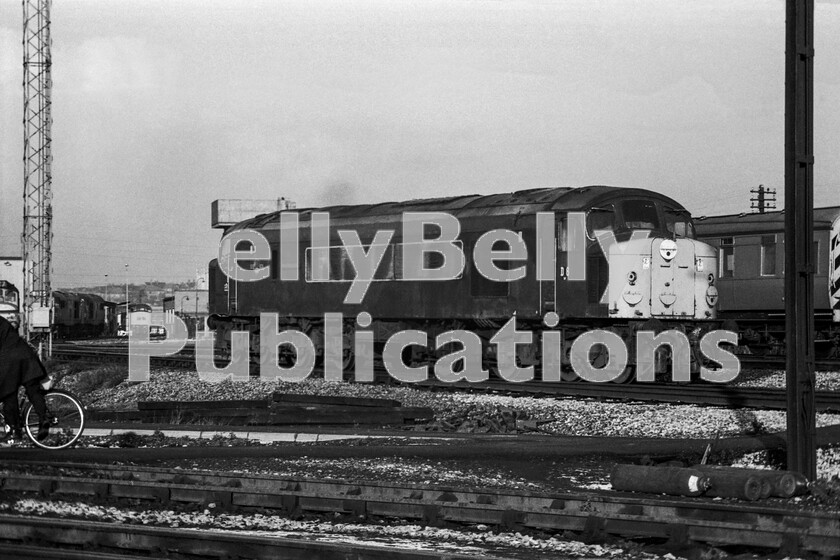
0;316;50;444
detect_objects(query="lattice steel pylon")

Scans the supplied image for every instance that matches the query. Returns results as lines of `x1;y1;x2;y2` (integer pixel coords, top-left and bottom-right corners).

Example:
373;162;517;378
22;0;53;347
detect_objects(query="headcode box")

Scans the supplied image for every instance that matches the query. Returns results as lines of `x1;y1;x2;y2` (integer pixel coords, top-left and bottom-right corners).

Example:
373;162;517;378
212;199;296;229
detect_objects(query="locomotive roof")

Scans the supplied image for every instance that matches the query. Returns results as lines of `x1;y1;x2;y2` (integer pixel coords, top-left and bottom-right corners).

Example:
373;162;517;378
694;206;840;236
53;291;106;303
230;186;688;231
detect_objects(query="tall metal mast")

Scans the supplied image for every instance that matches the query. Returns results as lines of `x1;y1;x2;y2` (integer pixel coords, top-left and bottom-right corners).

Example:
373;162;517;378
784;0;816;479
22;0;54;347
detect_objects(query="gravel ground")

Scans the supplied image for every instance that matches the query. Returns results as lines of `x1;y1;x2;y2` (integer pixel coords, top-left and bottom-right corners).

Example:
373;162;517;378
155;447;839;503
733;368;840;391
51;365;840;488
0;498;678;560
65;367;840;440
18;363;834;560
155;454;608;494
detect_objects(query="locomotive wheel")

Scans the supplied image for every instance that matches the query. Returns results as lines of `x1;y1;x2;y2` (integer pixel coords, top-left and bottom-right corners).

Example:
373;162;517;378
561;369;579;382
560;344;579;381
610;365;635;384
588;344;609;369
279;343;297;367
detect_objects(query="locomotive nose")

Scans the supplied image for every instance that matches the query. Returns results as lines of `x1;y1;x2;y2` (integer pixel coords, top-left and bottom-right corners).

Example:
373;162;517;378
659;239;678;261
706;285;719;307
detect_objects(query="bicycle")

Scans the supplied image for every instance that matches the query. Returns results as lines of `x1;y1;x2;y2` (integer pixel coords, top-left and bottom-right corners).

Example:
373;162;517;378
0;376;86;450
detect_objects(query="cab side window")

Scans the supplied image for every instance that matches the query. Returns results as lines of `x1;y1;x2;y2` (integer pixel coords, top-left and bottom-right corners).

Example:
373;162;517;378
760;235;777;276
587;205;616;237
720;237;735;278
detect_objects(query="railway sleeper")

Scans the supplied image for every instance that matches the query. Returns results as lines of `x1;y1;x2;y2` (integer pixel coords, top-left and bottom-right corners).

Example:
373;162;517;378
2;470;838;555
168;487;233;509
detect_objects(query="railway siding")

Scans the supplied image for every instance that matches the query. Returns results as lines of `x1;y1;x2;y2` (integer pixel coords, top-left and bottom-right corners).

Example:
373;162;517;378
0;515;481;560
0;463;838;556
56;344;840;412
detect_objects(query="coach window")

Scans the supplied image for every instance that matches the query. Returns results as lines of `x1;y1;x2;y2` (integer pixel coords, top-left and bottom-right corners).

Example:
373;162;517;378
331;247;353;281
392;243;403;280
424;250;446;271
375;243;397;280
760;235;777;276
468;234;508;297
720;237;735;278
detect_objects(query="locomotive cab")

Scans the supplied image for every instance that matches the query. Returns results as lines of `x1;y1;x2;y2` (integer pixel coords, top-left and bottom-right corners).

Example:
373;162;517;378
581;197;717;322
607;236;718;320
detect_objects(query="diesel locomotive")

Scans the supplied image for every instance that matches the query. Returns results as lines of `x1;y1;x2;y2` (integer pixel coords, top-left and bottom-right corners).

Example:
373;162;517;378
207;186;721;380
0;281;115;338
52;291;115;338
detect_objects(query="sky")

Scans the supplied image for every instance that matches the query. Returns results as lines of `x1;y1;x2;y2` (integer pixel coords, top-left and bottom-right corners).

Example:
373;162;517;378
1;0;840;288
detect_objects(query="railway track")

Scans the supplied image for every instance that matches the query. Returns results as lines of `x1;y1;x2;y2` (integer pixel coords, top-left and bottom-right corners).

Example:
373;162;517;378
50;343;840;411
51;341;840;370
739;354;840;370
0;516;476;560
0;461;837;557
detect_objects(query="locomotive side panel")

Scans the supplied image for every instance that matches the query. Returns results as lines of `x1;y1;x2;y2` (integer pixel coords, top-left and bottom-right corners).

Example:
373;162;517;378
233;214;542;321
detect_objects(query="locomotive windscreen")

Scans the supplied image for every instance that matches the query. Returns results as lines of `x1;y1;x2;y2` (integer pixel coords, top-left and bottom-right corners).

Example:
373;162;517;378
621;200;660;229
0;283;18;305
664;208;695;238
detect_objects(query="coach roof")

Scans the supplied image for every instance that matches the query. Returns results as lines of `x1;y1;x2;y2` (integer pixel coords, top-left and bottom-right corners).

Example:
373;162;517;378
695;206;840;236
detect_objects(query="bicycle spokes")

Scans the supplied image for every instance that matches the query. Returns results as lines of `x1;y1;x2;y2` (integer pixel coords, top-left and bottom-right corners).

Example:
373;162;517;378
24;390;85;450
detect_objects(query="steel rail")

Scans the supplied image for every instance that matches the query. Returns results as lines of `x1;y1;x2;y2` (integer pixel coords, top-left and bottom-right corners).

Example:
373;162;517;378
0;462;837;556
0;515;480;560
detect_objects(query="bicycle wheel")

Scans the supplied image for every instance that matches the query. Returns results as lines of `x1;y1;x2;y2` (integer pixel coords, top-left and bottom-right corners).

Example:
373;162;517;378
23;389;86;450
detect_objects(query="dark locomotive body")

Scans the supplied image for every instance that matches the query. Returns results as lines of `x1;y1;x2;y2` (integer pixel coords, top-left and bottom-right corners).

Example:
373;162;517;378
208;186;719;375
695;207;840;357
52;291;115;338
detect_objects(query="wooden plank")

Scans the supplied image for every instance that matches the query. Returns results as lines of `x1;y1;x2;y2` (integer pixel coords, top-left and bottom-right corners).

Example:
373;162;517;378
272;392;401;408
87;410;148;422
89;406;433;426
137;400;269;410
254;406;433;425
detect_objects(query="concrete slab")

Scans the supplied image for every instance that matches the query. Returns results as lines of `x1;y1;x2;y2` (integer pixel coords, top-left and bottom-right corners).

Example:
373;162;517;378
82;427;402;444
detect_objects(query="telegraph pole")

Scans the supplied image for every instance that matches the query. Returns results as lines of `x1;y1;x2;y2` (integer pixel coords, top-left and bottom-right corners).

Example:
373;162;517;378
784;0;816;479
22;0;54;353
750;185;777;214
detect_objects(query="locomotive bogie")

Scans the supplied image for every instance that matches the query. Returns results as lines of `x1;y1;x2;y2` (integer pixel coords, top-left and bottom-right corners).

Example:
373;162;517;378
176;310;738;384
